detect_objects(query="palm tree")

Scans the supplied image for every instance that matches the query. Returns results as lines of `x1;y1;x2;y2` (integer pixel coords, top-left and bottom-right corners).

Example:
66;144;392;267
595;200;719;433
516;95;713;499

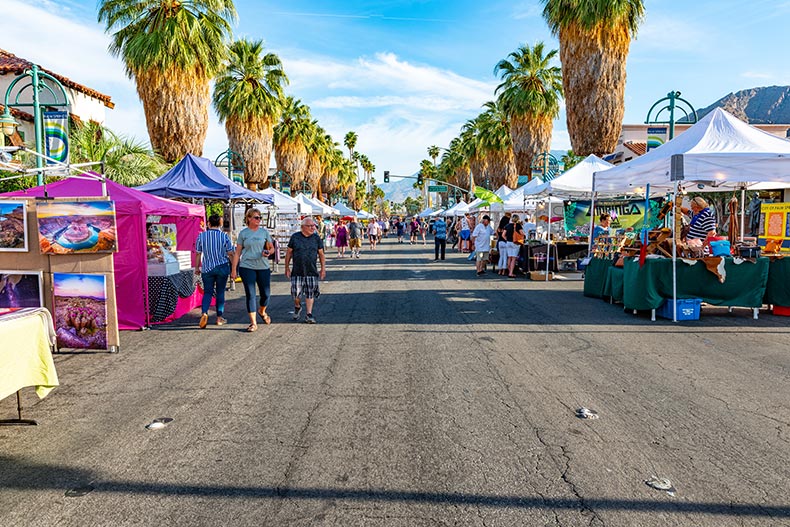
344;131;358;160
213;38;288;189
274;97;311;189
70;121;167;187
542;0;645;156
460;117;487;189
428;145;440;167
477;101;518;189
98;0;236;162
494;42;562;178
561;150;584;170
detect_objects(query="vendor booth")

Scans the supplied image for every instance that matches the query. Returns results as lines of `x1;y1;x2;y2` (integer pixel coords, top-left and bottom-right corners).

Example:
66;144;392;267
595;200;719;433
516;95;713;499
3;178;205;330
586;108;790;320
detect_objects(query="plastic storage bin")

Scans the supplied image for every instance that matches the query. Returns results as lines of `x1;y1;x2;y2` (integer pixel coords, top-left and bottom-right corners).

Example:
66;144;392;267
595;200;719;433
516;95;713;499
656;298;702;320
772;305;790;316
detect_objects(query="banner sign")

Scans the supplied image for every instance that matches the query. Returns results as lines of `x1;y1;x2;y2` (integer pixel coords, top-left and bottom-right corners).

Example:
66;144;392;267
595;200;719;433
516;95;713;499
564;198;664;237
647;126;668;152
44;111;69;165
758;202;790;249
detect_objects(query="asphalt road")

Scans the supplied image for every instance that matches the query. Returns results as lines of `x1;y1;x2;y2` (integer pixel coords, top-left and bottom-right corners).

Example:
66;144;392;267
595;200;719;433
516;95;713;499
2;237;789;526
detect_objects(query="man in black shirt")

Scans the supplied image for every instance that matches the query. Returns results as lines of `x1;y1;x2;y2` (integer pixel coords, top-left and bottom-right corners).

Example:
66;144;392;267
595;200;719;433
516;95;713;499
285;217;326;323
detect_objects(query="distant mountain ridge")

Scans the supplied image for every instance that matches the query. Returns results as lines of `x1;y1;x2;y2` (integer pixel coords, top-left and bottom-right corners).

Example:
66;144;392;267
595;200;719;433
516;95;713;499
691;86;790;125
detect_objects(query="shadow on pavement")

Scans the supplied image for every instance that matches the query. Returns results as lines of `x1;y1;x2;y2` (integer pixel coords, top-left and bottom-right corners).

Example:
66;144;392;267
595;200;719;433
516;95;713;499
1;457;786;518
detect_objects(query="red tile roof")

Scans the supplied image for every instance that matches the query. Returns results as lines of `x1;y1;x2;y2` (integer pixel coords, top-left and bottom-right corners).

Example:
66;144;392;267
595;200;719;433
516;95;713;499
0;49;114;109
0;104;33;122
624;141;647;156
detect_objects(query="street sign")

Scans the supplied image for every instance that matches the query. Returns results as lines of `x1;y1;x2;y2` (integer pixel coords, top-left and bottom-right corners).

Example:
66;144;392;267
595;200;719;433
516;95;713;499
428;185;448;192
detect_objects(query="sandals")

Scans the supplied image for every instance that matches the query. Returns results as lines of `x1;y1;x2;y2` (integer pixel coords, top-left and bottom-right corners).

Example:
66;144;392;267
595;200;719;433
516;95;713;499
246;324;258;332
257;307;271;325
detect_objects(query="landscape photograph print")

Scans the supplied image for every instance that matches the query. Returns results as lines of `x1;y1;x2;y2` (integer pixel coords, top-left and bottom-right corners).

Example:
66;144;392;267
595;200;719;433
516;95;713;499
52;272;108;350
36;200;117;254
0;271;43;314
0;200;28;252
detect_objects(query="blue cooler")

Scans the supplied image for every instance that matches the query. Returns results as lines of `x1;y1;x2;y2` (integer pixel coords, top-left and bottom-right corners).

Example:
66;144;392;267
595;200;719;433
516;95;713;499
656;298;702;320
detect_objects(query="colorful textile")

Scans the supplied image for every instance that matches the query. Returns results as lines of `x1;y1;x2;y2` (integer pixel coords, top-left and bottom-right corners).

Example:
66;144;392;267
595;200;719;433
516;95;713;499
0;308;59;400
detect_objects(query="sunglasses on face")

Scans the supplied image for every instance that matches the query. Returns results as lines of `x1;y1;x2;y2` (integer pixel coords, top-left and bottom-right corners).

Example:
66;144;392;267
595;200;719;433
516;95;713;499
251;216;261;220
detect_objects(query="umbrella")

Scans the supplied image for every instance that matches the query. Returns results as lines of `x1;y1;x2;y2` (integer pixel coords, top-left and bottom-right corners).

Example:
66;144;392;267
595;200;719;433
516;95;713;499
341;215;354;221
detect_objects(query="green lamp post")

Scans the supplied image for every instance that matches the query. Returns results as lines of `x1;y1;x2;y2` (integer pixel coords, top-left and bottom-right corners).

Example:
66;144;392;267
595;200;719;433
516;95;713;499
645;91;697;141
214;149;245;186
2;64;71;185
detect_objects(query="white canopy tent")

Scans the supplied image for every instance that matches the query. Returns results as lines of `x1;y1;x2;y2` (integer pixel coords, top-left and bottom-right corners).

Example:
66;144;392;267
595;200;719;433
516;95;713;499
258;187;301;214
592;108;790;320
494;184;515;200
357;209;375;219
417;207;434;218
441;202;467;216
332;201;358;217
293;193;316;215
523;155;615;198
298;193;339;216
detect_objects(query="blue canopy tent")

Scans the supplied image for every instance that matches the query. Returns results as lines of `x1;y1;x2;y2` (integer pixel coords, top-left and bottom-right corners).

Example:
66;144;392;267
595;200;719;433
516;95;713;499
136;154;273;203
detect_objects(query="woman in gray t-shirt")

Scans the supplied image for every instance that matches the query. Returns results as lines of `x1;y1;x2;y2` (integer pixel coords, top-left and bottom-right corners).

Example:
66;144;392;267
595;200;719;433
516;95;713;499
231;208;274;332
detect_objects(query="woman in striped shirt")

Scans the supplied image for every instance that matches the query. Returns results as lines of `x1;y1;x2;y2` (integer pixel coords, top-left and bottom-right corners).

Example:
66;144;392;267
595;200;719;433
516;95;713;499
683;196;717;241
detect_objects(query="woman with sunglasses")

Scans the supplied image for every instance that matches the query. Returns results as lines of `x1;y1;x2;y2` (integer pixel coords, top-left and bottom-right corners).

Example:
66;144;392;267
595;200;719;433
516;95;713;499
231;208;275;332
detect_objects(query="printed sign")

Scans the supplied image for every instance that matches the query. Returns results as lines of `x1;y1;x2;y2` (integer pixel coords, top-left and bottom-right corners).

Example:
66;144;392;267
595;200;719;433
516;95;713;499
647;126;668;152
564;198;664;237
44;111;69;165
758;202;790;249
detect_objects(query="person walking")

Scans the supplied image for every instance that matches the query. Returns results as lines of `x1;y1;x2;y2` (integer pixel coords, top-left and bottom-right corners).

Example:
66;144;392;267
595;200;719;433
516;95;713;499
195;214;234;328
368;217;381;250
231;208;275;332
459;213;471;252
472;215;494;275
347;217;362;258
504;214;525;278
496;213;511;275
432;215;447;260
395;217;405;243
285;217;326;324
335;220;349;257
409;217;420;244
419;218;428;245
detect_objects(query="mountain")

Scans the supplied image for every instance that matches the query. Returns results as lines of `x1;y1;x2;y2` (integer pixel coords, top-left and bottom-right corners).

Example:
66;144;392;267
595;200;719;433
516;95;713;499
379;173;422;202
690;86;790;125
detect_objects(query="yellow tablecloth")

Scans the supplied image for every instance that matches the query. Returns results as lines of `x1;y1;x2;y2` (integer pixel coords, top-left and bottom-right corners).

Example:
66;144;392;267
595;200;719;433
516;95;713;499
0;308;59;401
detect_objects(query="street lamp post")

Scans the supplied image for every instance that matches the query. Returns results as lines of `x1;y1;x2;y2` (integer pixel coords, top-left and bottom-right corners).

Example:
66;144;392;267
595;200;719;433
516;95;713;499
645;91;697;141
1;64;71;185
214;148;245;186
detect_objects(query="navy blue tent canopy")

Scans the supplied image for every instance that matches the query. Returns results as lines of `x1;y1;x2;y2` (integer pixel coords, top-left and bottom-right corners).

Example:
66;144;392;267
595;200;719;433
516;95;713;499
136;153;273;203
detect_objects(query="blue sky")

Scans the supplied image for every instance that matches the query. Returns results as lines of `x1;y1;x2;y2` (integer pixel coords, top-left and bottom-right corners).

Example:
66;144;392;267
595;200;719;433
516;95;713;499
6;0;790;180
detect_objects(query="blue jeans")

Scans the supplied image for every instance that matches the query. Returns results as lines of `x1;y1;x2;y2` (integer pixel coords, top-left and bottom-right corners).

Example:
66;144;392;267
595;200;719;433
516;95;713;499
201;263;230;316
238;267;271;314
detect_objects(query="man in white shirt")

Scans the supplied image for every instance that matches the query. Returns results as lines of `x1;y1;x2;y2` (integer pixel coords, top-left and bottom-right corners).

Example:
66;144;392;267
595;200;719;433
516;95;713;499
471;215;494;276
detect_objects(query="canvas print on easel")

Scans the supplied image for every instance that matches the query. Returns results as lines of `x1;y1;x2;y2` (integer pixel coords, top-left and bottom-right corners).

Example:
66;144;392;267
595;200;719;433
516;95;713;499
0;200;28;252
37;201;117;254
53;273;108;350
0;271;43;314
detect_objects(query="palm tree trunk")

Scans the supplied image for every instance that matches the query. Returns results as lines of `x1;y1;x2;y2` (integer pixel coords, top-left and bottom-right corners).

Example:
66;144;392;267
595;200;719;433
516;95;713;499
135;66;210;163
560;24;630;156
510;114;553;179
226;115;274;189
275;139;308;187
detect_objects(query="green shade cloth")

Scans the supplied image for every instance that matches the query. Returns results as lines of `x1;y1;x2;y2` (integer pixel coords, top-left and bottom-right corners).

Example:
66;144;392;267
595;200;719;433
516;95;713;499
603;266;625;304
583;257;614;298
622;257;769;311
763;257;790;306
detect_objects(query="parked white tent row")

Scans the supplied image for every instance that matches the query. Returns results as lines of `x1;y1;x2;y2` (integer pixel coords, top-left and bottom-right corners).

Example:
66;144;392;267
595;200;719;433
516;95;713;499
259;186;301;213
295;193;339;216
521;155;615;199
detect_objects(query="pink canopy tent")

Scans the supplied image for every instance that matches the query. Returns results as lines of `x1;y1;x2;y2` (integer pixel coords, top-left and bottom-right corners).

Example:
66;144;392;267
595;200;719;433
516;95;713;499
3;177;205;330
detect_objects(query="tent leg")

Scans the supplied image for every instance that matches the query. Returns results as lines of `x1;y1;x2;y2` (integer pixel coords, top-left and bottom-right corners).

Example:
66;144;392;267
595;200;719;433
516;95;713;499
0;392;38;426
671;183;679;322
588;179;597;254
546;196;551;282
740;188;746;241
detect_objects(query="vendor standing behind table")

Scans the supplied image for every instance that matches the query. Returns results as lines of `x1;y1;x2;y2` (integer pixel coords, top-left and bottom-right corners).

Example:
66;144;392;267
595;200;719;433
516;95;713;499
231;207;275;333
195;214;234;329
682;196;717;241
592;213;611;241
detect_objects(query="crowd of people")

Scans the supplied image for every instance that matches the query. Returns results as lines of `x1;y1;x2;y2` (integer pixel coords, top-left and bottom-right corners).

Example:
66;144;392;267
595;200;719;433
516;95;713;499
193;209;543;332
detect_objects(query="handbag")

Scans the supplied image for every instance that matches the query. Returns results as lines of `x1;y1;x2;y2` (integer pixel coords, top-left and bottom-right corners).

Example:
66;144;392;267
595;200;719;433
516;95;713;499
513;230;526;245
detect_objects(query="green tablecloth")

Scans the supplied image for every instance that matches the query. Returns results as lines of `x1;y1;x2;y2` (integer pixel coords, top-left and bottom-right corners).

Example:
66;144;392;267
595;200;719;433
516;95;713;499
622;257;769;311
764;257;790;306
583;257;614;298
603;266;625;304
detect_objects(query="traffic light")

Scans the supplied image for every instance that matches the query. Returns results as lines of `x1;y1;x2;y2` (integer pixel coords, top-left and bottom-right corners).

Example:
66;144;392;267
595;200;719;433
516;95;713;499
384;170;390;183
417;172;424;185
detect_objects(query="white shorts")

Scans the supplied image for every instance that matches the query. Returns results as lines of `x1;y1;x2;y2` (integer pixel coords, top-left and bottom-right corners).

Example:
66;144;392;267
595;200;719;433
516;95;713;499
506;242;520;258
476;251;490;262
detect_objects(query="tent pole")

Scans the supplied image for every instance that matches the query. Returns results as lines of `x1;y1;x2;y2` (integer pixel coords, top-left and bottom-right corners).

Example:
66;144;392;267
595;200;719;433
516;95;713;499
672;182;679;322
546;195;551;282
740;187;746;241
588;174;597;254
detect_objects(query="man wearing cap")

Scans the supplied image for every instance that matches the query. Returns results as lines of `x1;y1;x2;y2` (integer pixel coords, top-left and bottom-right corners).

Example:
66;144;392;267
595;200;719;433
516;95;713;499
471;215;494;276
285;217;326;324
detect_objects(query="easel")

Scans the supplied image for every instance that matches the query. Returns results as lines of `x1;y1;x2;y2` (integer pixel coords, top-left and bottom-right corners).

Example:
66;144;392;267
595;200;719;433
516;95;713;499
0;391;37;426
